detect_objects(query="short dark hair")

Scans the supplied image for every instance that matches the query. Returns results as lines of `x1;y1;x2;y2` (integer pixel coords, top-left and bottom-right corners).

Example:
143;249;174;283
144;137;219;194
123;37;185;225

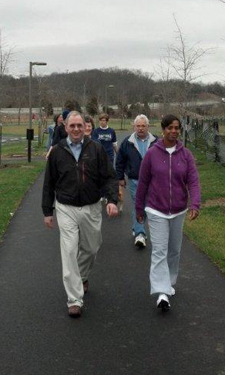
99;113;109;122
161;114;181;130
84;115;95;129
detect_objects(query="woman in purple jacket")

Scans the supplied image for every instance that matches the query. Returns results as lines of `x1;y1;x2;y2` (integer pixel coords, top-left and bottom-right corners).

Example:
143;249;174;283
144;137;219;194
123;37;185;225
135;114;200;312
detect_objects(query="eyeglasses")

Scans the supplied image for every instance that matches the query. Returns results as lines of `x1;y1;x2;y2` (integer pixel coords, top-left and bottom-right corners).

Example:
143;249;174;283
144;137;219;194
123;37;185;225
68;123;84;129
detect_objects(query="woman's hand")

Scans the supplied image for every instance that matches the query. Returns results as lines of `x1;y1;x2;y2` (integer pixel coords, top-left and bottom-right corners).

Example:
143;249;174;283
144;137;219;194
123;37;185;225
136;213;144;224
189;209;199;221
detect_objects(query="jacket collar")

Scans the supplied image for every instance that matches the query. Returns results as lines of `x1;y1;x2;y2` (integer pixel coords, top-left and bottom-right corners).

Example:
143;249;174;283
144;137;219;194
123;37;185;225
58;135;91;155
128;132;156;151
155;138;184;152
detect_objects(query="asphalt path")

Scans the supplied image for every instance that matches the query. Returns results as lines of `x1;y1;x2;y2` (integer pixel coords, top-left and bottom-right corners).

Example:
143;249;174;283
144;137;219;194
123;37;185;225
0;136;225;375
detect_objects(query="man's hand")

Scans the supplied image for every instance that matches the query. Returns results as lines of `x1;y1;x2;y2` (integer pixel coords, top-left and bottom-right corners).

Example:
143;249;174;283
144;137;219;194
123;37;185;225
189;209;199;221
44;216;54;228
106;203;118;217
119;179;126;188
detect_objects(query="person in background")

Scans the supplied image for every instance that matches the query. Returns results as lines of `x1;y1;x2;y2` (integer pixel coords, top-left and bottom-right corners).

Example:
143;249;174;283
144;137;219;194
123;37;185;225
135;114;200;312
46;110;72;159
52;109;70;146
84;115;95;138
46;114;63;151
92;113;117;164
42;111;118;318
116;114;157;249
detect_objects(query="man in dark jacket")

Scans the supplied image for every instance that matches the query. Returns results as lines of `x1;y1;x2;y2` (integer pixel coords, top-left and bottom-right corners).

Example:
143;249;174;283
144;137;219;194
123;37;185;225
116;114;157;249
42;111;118;318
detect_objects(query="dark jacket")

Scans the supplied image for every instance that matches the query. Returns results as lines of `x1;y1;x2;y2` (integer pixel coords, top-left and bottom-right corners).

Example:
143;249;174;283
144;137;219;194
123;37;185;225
136;139;201;216
52;124;67;146
116;132;157;180
42;137;118;216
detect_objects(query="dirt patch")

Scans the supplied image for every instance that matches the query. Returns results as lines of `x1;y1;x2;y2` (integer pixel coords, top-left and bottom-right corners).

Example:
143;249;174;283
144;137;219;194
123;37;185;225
203;198;225;207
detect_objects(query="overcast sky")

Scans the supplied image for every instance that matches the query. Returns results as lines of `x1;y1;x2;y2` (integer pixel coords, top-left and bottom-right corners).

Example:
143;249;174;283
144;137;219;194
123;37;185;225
1;0;225;83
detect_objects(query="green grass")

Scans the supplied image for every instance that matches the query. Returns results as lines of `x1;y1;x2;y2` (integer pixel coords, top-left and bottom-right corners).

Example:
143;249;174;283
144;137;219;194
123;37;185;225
184;144;225;273
2;124;41;137
0;161;45;240
1;141;46;158
185;206;225;272
2;119;162;136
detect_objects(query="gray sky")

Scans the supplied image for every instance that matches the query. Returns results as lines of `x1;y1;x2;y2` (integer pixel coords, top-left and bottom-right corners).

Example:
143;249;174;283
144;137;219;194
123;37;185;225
1;0;225;83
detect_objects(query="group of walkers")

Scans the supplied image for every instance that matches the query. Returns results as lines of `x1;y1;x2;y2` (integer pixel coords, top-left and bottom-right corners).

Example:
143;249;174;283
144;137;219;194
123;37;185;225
42;110;200;317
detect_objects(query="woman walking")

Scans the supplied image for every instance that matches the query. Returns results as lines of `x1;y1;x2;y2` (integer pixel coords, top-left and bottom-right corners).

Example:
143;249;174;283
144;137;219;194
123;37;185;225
46;113;63;151
135;114;200;312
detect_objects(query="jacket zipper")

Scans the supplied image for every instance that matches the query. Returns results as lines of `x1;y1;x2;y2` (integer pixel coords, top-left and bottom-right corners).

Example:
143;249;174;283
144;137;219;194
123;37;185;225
169;154;172;214
76;162;79;183
82;162;85;183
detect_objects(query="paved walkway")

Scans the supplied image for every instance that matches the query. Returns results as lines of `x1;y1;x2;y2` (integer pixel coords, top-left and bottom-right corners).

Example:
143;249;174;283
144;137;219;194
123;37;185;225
0;169;225;375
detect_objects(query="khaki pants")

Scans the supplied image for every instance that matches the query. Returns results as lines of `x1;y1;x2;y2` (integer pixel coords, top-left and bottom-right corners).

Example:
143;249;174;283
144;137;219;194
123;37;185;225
56;200;102;307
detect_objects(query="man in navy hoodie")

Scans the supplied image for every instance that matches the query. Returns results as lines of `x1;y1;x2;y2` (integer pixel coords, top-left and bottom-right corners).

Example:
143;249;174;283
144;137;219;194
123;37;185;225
116;114;157;248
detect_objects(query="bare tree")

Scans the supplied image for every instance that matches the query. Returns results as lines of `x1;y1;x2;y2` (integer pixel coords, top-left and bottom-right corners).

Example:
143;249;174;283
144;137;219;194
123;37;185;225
154;47;175;114
0;30;16;123
170;15;209;83
0;29;16;77
169;15;212;114
156;15;212;116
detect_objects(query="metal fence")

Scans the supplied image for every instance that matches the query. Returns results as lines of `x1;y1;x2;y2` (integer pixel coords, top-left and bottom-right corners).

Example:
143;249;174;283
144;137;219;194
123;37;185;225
186;118;225;166
0;123;2;165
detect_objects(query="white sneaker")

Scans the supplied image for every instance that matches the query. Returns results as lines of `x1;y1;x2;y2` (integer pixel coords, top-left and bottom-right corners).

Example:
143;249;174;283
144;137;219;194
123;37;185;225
171;287;176;296
157;294;171;312
132;230;135;237
134;233;146;248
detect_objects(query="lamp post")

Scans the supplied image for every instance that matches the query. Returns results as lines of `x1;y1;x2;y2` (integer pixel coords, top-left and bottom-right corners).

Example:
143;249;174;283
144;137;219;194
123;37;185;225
105;84;114;113
28;61;47;162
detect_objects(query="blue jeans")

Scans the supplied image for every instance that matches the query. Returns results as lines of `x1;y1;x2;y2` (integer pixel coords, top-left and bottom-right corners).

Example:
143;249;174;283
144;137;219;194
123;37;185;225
128;179;146;237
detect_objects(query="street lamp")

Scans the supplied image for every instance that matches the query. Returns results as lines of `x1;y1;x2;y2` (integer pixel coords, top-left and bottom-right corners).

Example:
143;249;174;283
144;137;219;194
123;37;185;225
27;61;47;162
105;84;114;113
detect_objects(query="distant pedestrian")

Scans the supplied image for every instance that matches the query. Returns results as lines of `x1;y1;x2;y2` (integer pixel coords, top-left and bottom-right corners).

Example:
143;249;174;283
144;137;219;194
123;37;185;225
46;113;63;151
46;110;71;159
92;113;117;164
135;114;201;312
52;109;70;146
42;111;118;318
116;114;157;248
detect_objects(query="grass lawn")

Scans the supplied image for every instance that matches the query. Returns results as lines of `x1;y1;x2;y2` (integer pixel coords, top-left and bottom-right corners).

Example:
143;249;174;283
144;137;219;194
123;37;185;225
1;141;46;158
0;161;45;240
2;119;162;136
184;144;225;273
2;123;40;137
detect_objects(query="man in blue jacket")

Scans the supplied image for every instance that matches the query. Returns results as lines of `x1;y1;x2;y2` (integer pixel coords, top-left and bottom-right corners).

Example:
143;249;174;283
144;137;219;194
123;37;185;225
116;114;157;248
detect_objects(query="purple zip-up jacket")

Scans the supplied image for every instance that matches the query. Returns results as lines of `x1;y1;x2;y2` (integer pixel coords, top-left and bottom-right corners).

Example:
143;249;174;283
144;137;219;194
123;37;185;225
135;139;201;216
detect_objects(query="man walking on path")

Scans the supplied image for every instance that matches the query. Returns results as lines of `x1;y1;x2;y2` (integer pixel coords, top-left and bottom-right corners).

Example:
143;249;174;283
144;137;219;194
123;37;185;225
42;111;118;318
116;114;157;249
